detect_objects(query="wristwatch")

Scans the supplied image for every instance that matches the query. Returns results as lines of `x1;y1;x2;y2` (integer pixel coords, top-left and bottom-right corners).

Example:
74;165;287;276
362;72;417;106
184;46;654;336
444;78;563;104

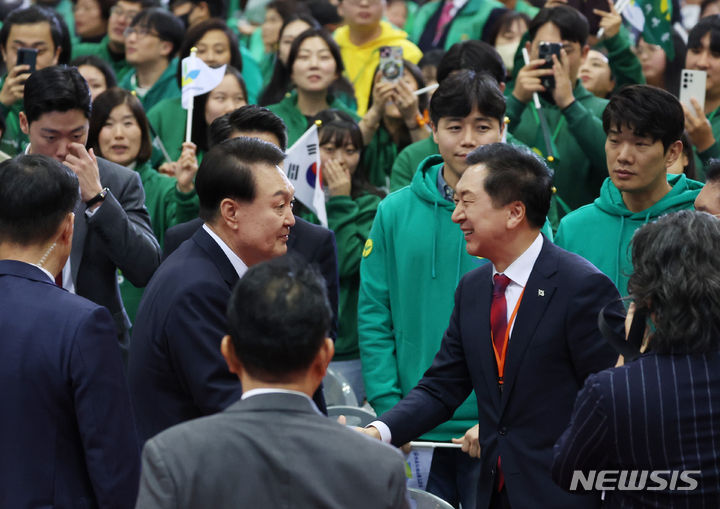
86;187;109;208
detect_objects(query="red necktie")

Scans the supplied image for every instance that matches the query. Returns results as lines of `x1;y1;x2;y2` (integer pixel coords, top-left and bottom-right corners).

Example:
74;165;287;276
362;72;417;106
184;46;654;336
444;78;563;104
490;273;511;492
433;1;454;46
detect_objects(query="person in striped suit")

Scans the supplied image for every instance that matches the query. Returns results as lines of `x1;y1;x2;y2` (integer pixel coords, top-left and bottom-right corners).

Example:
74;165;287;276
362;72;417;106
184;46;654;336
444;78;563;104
553;210;720;506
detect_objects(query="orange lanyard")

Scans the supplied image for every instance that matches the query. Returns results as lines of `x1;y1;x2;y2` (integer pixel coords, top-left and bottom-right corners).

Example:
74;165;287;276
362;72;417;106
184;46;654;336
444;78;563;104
491;287;525;387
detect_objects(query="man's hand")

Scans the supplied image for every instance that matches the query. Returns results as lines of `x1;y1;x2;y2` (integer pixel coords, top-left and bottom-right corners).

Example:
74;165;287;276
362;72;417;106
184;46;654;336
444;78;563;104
512;53;554;104
551;50;576;110
594;0;622;39
0;64;31;107
684;98;715;152
176;141;198;193
64;144;103;205
451;424;481;458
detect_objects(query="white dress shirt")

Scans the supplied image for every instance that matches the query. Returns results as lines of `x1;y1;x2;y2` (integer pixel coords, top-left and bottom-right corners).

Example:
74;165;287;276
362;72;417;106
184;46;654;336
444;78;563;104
202;223;248;278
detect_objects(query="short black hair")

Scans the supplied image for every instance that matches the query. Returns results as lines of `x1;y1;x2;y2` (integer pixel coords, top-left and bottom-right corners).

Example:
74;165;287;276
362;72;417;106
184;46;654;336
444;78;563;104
0;154;78;244
705;159;720;183
430;69;506;126
71;0;117;21
688;14;720;54
603;85;684;151
466;143;553;229
24;66;92;123
71;54;118;89
129;8;184;57
226;255;332;382
209;105;288;150
175;17;243;88
171;0;226;19
196;136;286;221
88;87;153;164
436;40;505;84
528;6;589;47
629;210;720;354
0;5;66;60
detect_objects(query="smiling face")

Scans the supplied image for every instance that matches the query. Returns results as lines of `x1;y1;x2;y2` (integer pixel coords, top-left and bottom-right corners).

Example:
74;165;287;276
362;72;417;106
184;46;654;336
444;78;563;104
319;133;360;175
605;124;678;206
579;49;614;98
686;32;720;98
97;103;142;166
195;29;232;68
204;73;247;126
433;107;504;190
339;0;385;29
21;109;89;162
233;164;296;266
451;164;508;258
290;36;338;93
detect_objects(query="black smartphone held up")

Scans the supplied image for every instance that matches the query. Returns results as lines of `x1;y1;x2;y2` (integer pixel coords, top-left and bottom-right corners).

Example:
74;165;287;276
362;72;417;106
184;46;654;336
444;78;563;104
16;47;38;73
538;42;562;93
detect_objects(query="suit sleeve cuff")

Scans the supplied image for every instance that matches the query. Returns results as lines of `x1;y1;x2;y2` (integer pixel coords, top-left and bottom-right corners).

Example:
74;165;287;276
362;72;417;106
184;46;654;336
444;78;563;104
368;420;392;444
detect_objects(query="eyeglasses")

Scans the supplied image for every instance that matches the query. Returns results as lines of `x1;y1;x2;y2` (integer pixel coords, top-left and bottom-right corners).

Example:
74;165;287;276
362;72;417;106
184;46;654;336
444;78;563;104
110;5;141;20
123;26;160;38
344;0;384;6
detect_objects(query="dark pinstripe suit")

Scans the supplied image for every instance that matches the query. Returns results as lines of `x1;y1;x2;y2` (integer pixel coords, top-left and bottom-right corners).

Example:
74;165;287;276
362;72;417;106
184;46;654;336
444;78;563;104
553;351;720;507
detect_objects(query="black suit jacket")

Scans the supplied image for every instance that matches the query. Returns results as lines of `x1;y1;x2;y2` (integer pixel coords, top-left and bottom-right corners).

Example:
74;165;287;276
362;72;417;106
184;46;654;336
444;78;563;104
163;215;340;339
129;227;328;442
380;237;625;509
553;351;720;505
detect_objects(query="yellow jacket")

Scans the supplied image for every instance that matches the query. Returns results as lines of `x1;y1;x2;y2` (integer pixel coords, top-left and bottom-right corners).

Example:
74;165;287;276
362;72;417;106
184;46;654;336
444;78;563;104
334;21;423;115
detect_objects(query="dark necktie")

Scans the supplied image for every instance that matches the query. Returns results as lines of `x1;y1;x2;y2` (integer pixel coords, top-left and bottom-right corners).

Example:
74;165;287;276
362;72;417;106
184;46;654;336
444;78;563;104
490;273;511;492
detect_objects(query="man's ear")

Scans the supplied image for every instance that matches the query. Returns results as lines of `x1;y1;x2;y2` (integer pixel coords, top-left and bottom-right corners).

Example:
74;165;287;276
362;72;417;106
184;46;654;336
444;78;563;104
431;121;439;144
159;40;173;59
664;139;683;169
51;45;61;66
221;335;244;377
506;200;526;229
312;337;335;380
581;44;590;60
19;111;29;135
0;45;7;67
219;198;243;231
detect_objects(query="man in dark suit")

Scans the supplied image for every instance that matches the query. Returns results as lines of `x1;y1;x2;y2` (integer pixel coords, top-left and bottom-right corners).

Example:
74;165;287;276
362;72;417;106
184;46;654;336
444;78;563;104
164;105;340;337
0;155;139;508
552;210;720;505
362;143;625;508
20;65;161;347
130;137;332;442
135;255;409;509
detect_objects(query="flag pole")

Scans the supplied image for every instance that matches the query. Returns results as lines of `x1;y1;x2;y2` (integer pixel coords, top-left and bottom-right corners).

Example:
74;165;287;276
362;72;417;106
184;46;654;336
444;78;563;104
185;47;197;144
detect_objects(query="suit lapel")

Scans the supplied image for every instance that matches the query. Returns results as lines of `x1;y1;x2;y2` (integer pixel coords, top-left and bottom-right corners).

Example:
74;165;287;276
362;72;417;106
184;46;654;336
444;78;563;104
70;199;86;285
192;227;241;288
499;241;558;416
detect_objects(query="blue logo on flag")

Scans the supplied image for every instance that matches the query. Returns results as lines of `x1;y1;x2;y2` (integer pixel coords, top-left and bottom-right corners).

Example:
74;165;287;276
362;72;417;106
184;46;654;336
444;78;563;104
305;162;319;187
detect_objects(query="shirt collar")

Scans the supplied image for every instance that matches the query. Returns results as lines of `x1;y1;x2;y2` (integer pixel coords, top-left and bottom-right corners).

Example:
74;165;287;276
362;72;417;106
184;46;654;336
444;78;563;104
242;388;322;415
202;223;248;279
492;233;544;287
437;166;455;202
29;263;54;283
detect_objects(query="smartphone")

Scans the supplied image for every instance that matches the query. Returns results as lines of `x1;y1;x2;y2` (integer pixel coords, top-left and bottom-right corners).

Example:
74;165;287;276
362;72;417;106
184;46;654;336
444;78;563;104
538;42;562;93
680;69;707;115
379;46;403;83
16;47;38;73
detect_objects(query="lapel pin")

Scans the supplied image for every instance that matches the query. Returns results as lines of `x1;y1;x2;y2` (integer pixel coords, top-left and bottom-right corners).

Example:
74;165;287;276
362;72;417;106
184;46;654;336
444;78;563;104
538;289;545;297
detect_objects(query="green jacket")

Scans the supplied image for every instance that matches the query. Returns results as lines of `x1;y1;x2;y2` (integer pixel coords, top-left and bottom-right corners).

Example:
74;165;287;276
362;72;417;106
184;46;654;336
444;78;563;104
505;82;608;212
0;97;27;156
358;156;485;440
598;26;645;92
120;160;199;324
119;58;181;111
267;90;360;146
362;125;400;189
72;36;133;82
692;106;720;180
409;0;504;50
555;173;702;296
326;193;382;360
239;45;263;104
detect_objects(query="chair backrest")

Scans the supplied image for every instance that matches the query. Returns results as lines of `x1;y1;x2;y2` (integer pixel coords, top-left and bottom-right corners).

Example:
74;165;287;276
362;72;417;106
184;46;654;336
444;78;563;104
408;488;455;509
323;367;359;407
327;405;377;427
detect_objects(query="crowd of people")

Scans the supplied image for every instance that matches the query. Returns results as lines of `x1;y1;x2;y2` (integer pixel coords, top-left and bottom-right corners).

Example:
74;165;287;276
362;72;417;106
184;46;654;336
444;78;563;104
3;0;720;507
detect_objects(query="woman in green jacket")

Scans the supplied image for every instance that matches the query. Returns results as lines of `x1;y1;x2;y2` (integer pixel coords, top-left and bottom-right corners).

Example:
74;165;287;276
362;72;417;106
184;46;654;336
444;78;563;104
267;28;358;146
87;88;200;324
314;109;385;403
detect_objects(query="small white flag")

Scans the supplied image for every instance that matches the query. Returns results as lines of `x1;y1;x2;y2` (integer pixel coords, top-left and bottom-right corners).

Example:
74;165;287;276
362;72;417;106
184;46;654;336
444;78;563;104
405;448;434;490
284;123;327;227
181;54;225;109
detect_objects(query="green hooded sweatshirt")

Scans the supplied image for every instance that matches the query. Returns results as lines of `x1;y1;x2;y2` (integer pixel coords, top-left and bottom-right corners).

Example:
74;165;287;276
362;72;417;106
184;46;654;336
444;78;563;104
119;57;181;111
555;173;703;296
359;156;488;440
